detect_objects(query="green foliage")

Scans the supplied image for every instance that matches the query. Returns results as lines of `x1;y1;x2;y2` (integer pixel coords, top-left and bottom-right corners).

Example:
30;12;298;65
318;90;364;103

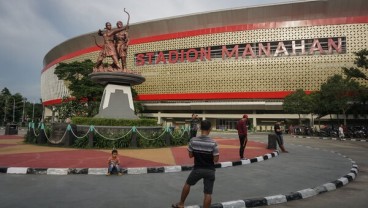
350;85;368;117
343;49;368;80
0;88;42;125
24;131;37;143
283;89;310;113
71;117;157;126
23;122;188;149
320;75;360;110
23;124;47;144
137;130;166;148
1;88;11;96
357;85;368;103
73;137;89;148
92;131;132;149
283;89;310;124
54;59;104;117
131;88;144;115
72;129;188;149
319;74;360;125
72;127;189;149
56;97;96;121
307;91;328;119
170;129;190;146
354;49;368;69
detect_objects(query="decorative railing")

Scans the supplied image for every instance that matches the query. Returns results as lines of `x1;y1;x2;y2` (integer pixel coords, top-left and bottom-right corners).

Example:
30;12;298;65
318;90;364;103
25;122;190;149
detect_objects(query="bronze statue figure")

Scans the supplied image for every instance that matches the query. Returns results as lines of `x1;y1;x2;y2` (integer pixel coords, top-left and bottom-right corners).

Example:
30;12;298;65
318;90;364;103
93;8;131;73
115;8;130;70
94;22;125;72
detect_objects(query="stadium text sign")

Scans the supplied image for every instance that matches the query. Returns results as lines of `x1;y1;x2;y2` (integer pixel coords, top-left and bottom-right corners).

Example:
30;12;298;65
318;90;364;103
135;37;345;66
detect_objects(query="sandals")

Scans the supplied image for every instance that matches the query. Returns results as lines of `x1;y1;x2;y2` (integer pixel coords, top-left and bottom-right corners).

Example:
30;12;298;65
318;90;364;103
171;203;184;208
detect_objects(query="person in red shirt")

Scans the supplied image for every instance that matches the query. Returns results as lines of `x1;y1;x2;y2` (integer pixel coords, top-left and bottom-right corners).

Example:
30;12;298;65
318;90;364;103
107;149;122;176
236;114;248;159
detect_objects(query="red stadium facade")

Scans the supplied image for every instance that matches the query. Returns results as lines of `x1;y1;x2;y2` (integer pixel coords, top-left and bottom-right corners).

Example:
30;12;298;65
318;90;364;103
41;0;368;130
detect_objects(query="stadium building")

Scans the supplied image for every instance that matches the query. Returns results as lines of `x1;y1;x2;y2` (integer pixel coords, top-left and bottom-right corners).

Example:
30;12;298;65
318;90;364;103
41;0;368;130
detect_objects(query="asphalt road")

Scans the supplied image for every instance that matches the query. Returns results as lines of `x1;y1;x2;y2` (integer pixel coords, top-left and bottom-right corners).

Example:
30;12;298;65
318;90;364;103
0;132;367;208
264;135;368;208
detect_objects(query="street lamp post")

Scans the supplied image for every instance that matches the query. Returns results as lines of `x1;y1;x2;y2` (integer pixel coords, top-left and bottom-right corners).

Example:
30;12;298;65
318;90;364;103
22;100;25;123
3;99;7;125
32;101;35;122
2;97;15;124
12;98;15;123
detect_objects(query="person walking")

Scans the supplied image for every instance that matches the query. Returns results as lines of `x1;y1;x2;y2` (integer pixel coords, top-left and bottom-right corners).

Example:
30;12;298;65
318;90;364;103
338;124;345;138
172;120;219;208
189;114;200;139
274;121;289;153
236;114;248;159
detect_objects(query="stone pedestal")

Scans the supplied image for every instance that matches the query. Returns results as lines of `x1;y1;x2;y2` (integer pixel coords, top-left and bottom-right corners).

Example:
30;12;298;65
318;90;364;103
96;84;137;119
89;72;145;119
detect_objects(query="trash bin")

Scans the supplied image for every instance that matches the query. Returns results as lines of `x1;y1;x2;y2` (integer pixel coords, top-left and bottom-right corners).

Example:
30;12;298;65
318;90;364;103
267;134;277;149
5;124;18;135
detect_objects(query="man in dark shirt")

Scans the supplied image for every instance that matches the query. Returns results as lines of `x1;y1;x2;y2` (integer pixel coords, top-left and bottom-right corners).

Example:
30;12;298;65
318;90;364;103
172;120;219;208
274;121;289;153
189;114;200;139
236;114;248;159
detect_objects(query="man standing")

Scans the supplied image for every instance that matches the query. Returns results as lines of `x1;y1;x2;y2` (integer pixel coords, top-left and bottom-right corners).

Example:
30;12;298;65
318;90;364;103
236;114;248;159
189;114;200;139
338;124;345;138
274;121;289;153
172;120;219;208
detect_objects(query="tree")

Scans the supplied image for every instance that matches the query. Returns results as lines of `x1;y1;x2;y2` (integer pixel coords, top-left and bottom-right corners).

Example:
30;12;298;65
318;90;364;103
319;75;360;125
0;88;43;125
0;88;11;123
25;101;43;123
307;91;330;128
283;89;310;125
54;59;104;117
1;88;11;96
131;88;143;115
349;85;368;121
56;97;94;121
343;49;368;80
0;90;23;124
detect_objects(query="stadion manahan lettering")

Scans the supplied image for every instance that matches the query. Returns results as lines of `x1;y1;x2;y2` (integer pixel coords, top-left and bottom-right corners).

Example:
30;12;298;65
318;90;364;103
135;37;345;66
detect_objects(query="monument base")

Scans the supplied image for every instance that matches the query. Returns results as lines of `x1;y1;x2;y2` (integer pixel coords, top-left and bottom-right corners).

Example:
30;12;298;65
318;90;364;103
95;84;138;119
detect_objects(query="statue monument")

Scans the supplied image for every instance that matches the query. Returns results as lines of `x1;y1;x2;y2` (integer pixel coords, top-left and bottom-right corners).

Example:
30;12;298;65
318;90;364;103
89;9;145;119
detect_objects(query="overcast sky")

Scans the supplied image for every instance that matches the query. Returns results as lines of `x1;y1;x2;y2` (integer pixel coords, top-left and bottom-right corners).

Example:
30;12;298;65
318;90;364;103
0;0;309;102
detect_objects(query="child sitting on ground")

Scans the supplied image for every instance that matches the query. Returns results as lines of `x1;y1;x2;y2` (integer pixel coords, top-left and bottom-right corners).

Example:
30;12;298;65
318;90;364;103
107;149;122;176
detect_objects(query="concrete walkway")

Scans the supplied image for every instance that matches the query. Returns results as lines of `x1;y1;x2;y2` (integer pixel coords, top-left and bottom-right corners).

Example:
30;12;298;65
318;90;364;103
0;134;274;169
0;132;359;208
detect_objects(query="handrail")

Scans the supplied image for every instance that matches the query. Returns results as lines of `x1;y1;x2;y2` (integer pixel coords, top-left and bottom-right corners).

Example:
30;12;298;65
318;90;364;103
26;122;189;147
